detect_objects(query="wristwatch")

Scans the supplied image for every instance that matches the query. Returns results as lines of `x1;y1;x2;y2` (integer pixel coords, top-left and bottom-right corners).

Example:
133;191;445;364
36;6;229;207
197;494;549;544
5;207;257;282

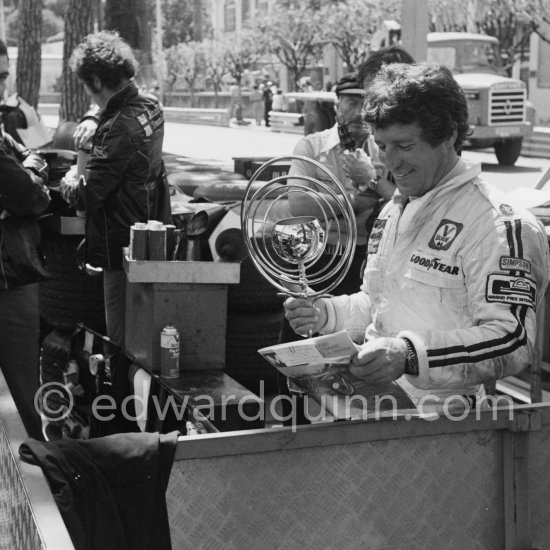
402;337;419;376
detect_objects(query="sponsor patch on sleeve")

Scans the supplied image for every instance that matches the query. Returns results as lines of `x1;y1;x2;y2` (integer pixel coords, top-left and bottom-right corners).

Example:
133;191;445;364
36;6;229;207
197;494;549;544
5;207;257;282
367;219;387;255
499;256;531;274
486;273;536;309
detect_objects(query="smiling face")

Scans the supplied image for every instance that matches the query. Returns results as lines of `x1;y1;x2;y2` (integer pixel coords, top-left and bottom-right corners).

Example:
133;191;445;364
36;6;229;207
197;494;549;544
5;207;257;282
374;121;459;198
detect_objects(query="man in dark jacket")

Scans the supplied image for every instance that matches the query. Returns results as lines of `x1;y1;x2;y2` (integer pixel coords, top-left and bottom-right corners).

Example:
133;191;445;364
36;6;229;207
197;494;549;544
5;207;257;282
60;31;170;347
0;39;51;439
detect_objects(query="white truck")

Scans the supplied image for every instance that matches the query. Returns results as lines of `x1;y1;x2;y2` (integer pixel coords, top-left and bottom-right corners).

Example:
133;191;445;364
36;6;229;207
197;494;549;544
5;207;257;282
277;31;533;166
426;32;532;166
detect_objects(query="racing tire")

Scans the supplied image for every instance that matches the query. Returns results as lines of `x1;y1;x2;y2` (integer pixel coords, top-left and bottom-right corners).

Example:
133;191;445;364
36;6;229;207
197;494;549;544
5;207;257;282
494;137;523;166
225;309;282;395
39;231;105;333
227;256;283;313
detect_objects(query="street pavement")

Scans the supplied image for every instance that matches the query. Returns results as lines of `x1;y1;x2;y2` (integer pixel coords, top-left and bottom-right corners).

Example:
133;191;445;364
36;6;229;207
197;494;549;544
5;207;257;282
164;120;550;195
41;113;550;193
163;121;302;169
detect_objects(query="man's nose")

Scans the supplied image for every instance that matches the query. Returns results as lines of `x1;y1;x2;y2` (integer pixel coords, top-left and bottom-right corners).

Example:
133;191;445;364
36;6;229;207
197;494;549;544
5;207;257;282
383;146;400;170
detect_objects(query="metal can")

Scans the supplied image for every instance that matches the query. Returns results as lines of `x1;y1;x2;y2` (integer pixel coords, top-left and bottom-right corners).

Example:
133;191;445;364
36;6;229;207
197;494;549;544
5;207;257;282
160;325;180;379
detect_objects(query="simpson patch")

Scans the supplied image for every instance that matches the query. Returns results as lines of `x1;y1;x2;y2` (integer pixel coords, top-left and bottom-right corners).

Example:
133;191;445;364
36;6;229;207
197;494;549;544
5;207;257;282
367;219;387;255
486;274;536;309
499;256;531;274
428;219;463;251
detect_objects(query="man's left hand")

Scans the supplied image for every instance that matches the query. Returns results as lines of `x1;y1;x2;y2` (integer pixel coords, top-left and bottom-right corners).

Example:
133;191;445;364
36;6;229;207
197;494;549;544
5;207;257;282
349;337;408;384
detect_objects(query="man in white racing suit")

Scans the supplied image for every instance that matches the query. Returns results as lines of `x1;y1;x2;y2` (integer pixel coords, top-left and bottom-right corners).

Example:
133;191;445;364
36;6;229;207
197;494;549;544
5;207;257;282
284;62;550;412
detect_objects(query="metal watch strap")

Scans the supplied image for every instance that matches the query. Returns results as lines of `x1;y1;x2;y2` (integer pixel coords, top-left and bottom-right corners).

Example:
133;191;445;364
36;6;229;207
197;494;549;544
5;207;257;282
368;174;381;191
402;337;419;376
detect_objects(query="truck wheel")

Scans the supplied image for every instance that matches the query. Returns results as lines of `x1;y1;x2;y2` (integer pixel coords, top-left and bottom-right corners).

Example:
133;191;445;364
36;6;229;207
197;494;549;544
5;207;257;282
494;137;523;166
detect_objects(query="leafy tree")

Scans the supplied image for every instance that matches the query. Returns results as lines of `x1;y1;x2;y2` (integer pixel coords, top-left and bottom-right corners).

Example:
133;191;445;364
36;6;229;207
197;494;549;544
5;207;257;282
59;0;95;121
428;0;470;31
164;41;205;106
16;0;42;107
6;6;63;44
254;2;325;91
473;0;533;73
44;0;70;19
202;37;229;107
526;0;550;44
222;29;262;86
320;0;401;71
161;0;211;48
42;8;64;39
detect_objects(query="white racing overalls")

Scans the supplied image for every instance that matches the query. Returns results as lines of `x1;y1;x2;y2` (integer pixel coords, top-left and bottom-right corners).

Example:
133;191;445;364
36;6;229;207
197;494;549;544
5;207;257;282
320;160;550;410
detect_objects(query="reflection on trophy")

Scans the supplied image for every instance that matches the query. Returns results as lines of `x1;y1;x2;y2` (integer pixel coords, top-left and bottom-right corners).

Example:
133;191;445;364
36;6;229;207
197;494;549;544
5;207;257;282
241;156;356;299
271;216;325;297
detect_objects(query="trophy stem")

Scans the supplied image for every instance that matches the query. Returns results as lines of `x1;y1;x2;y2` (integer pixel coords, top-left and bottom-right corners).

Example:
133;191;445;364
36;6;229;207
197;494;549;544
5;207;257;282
298;261;309;298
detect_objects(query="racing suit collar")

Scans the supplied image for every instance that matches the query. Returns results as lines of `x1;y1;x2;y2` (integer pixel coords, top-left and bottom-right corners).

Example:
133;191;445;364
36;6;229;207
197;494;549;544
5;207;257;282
393;159;482;205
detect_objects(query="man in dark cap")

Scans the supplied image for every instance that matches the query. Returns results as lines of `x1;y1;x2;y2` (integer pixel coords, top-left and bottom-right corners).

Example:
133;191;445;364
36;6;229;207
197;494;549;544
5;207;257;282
287;72;395;295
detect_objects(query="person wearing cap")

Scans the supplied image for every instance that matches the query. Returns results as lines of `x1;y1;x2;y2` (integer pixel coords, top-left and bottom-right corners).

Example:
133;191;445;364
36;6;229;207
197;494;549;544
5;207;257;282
286;71;395;295
342;45;416;195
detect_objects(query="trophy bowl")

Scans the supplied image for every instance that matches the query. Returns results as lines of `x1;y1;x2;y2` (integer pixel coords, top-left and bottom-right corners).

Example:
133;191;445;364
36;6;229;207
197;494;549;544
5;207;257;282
241;155;357;299
271;216;325;264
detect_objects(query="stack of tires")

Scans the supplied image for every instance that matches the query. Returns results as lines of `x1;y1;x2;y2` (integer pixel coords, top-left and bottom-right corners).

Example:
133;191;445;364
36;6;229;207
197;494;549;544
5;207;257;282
225;254;284;397
167;158;292;398
39;228;106;334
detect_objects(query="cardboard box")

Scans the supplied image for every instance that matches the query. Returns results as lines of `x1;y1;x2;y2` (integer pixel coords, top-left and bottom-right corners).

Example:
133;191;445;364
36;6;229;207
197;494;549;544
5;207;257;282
124;254;240;372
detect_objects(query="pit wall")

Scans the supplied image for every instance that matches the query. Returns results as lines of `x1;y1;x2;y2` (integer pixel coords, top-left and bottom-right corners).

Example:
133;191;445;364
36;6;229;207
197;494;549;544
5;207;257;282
168;404;550;550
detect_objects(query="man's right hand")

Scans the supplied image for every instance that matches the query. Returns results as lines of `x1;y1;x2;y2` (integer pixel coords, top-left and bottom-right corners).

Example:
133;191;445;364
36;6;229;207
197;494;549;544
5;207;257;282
284;297;327;337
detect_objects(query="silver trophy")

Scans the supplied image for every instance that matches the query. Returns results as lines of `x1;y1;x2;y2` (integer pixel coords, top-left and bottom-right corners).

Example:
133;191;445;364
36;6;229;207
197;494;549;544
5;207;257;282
240;155;357;299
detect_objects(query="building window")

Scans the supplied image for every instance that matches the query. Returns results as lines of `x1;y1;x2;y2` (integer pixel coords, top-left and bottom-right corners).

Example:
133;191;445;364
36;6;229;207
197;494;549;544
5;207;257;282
256;0;269;16
242;0;250;22
224;0;236;32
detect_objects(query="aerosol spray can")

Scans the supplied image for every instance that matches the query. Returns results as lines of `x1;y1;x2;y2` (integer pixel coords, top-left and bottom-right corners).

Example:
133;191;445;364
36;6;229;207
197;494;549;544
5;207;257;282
160;325;180;379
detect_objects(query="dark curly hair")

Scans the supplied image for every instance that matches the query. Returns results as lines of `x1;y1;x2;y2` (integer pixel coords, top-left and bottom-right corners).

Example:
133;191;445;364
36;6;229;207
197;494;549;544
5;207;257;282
363;62;470;153
69;30;138;90
357;45;415;85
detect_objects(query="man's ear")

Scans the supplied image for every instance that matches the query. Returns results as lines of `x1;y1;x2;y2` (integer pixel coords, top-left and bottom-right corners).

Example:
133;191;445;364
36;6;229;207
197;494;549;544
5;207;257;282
89;75;102;94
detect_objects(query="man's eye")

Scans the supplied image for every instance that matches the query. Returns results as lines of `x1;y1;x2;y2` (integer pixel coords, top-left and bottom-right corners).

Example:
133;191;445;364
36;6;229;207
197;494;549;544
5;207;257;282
399;144;414;151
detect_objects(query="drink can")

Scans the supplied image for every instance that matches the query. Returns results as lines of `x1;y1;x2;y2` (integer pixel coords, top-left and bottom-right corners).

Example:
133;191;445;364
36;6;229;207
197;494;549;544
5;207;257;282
148;225;167;261
160;325;180;378
130;223;148;260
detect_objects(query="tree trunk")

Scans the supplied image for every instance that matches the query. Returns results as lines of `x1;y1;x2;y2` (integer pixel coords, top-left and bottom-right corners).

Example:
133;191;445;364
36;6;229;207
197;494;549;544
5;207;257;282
60;0;95;122
16;0;42;108
104;0;152;62
104;0;153;87
193;0;202;42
